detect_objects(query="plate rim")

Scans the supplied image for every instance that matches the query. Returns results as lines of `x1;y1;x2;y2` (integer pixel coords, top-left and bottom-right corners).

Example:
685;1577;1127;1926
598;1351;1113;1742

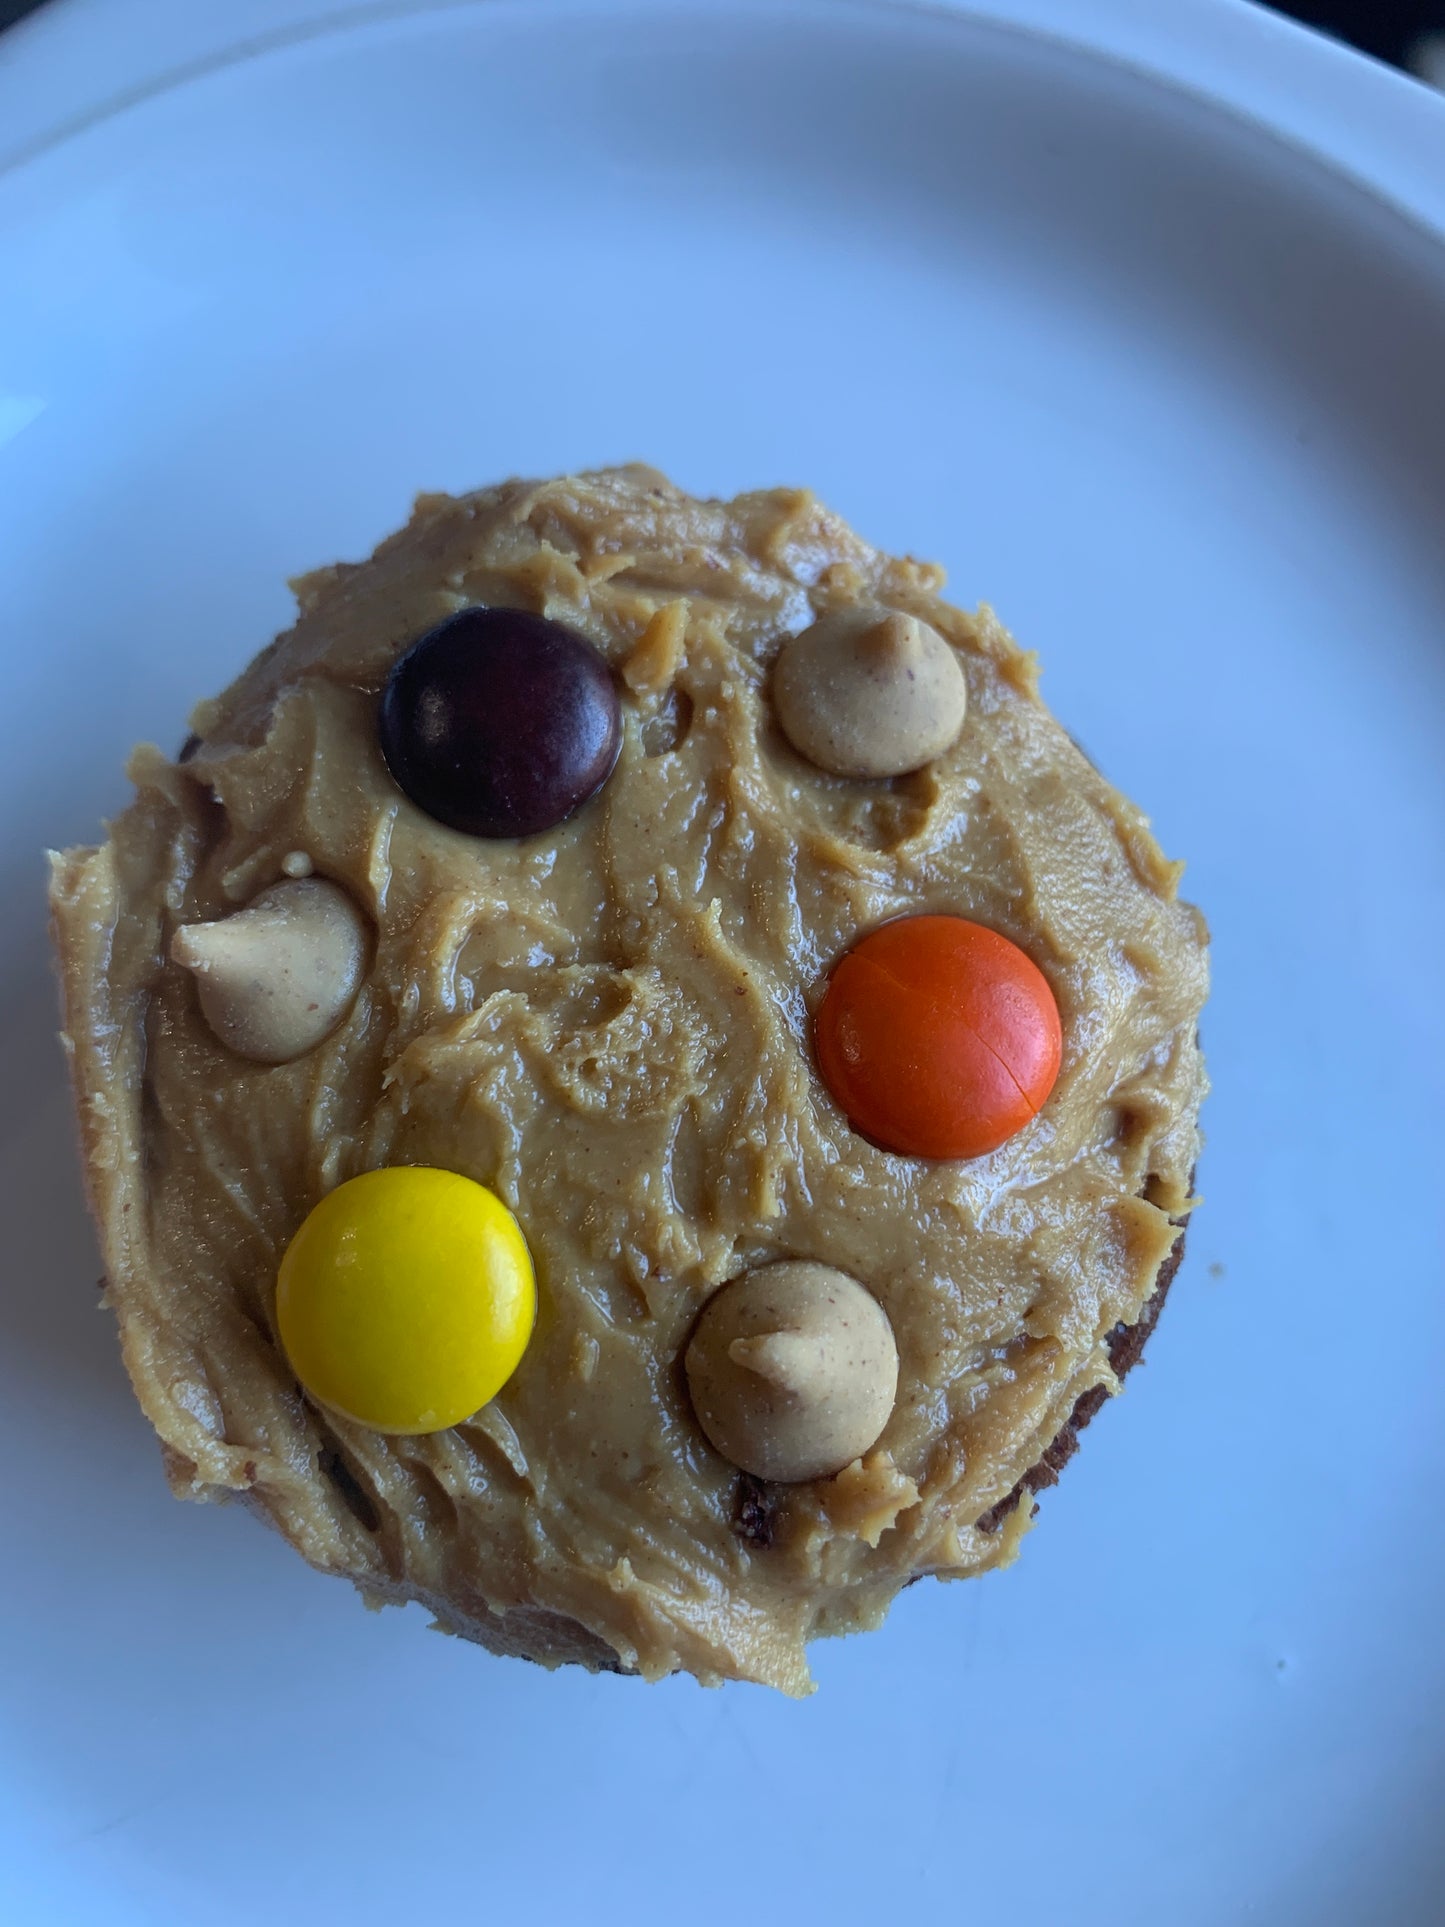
2;0;1445;242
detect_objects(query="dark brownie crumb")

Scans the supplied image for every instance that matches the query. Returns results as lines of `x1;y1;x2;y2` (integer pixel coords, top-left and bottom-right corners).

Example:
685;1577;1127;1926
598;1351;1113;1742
974;1215;1190;1534
318;1440;381;1534
733;1471;777;1549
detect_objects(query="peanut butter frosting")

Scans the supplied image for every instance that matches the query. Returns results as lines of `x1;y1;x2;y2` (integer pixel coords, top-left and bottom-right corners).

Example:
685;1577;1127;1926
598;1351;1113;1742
49;467;1208;1695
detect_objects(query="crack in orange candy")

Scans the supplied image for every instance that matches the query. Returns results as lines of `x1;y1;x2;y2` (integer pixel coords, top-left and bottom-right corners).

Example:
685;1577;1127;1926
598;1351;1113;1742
814;915;1062;1160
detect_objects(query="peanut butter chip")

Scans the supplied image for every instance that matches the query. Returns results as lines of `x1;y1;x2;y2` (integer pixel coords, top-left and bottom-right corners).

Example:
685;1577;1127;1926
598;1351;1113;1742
684;1261;898;1483
170;878;368;1065
773;606;967;779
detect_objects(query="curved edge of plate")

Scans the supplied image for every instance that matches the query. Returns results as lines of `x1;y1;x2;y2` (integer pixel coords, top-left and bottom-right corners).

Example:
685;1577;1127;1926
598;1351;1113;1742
2;0;1445;243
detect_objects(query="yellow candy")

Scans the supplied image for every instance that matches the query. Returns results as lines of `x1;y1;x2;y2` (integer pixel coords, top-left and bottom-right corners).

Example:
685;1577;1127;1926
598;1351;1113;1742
277;1167;535;1435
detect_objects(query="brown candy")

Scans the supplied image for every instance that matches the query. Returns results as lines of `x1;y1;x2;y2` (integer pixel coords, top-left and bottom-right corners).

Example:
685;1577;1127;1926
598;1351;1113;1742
378;607;622;840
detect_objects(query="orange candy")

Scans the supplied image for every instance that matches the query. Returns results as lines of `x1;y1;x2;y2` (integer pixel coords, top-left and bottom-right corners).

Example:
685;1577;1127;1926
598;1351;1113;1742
814;915;1062;1160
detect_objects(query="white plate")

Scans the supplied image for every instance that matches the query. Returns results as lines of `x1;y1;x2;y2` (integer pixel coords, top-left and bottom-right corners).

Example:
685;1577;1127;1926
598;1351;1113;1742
3;3;1444;1922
